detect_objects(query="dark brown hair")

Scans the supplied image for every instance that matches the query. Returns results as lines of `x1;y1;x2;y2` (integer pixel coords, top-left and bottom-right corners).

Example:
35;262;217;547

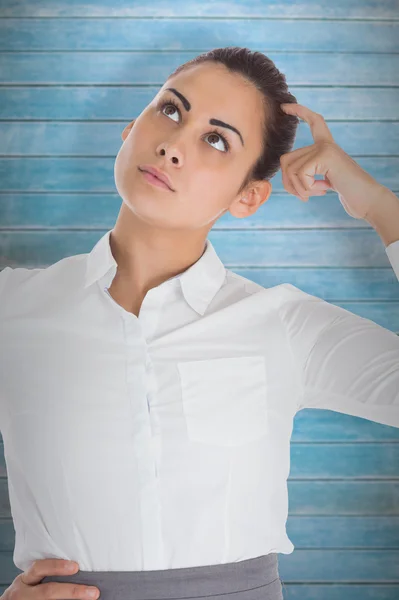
166;46;300;195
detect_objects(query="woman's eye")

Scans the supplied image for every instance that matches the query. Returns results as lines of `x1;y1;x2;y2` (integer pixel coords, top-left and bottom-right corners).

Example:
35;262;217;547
204;132;228;152
161;102;229;153
162;103;179;122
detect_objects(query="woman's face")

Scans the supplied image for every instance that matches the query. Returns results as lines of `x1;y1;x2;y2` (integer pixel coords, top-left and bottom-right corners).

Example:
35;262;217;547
114;62;271;232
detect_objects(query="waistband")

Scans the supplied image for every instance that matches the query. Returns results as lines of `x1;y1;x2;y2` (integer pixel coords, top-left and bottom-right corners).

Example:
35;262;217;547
40;553;281;600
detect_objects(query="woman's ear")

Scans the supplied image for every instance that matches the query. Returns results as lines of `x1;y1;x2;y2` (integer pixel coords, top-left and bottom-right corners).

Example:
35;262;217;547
253;179;273;207
241;180;272;214
121;119;136;141
229;180;272;219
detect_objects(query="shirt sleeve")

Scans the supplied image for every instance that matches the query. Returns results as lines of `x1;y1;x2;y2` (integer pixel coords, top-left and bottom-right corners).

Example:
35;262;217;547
279;239;399;428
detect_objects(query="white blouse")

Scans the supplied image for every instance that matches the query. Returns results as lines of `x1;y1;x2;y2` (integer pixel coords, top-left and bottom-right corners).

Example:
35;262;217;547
0;230;398;573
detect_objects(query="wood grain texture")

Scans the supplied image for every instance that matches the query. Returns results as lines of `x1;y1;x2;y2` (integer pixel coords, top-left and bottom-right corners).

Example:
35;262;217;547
1;52;398;85
0;0;398;19
1;19;398;52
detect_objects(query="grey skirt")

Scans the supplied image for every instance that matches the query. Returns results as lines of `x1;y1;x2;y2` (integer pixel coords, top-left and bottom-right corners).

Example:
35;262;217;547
41;553;285;600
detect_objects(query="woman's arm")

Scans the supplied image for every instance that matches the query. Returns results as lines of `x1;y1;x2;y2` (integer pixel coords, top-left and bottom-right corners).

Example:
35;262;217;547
279;271;399;428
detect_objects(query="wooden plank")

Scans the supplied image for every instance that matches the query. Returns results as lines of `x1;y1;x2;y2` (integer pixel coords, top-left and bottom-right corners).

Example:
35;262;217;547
0;53;398;86
277;549;399;582
0;481;9;514
0;157;397;191
285;516;399;548
1;87;398;120
1;122;398;156
288;481;399;514
292;410;399;441
290;444;399;479
1;19;398;53
276;585;399;600
1;0;398;19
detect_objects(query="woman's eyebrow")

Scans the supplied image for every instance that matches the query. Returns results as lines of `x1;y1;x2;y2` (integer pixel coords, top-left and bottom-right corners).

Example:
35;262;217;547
165;87;245;147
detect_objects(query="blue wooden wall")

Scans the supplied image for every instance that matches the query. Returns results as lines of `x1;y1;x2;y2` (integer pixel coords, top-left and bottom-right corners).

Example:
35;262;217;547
1;1;399;598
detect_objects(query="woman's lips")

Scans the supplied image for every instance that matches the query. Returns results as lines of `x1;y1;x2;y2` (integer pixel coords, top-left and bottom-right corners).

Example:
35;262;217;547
140;169;173;191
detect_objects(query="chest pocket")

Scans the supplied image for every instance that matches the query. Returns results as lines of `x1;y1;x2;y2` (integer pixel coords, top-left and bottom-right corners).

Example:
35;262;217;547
177;356;269;447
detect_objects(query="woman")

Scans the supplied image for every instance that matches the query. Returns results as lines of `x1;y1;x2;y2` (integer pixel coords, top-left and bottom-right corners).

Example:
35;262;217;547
1;47;399;600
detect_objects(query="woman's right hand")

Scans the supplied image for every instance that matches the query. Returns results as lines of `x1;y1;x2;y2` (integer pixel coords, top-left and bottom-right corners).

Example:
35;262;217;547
1;559;100;600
